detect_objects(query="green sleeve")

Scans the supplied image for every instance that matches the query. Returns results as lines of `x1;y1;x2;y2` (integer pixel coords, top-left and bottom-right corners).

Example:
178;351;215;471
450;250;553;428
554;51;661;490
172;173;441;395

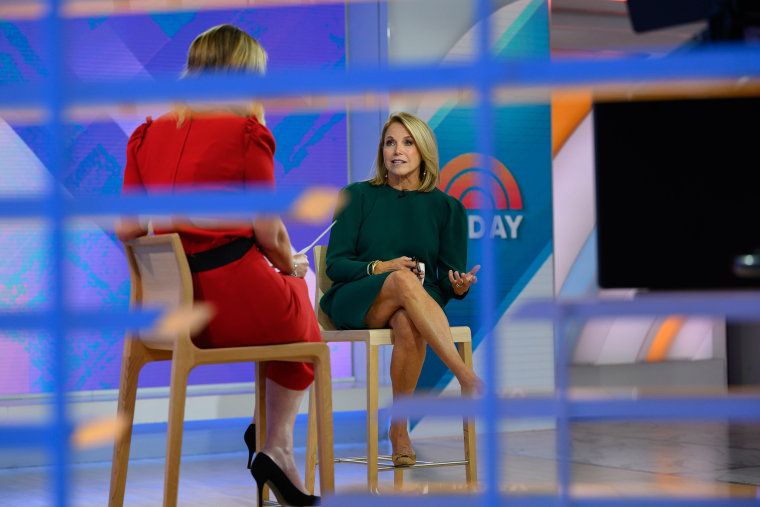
325;184;370;282
435;196;469;303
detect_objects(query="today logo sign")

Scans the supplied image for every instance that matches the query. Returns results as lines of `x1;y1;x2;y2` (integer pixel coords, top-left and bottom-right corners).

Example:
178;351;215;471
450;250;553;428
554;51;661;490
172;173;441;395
438;153;525;240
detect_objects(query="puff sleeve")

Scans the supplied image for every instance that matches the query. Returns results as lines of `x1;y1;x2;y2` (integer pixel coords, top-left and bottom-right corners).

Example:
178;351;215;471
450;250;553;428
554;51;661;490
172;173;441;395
244;117;276;187
122;118;151;192
121;116;153;193
435;195;469;303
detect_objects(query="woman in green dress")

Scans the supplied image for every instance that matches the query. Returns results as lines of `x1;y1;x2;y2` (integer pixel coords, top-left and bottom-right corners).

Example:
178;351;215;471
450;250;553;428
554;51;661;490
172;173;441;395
320;112;482;466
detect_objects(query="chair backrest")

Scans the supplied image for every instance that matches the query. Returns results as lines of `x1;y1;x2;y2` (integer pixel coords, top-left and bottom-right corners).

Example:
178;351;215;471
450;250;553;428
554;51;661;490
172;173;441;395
123;233;195;346
123;233;193;307
313;245;338;331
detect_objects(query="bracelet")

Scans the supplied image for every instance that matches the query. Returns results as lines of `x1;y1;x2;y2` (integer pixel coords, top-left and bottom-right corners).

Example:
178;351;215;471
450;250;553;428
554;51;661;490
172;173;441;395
367;260;380;276
290;262;298;277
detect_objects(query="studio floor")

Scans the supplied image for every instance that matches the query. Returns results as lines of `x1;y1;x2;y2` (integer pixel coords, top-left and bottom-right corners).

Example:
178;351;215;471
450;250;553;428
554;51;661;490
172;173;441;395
3;421;760;506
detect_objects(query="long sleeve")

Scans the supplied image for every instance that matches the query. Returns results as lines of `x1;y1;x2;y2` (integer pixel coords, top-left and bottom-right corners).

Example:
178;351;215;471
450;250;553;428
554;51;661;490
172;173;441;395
325;184;371;282
435;196;469;303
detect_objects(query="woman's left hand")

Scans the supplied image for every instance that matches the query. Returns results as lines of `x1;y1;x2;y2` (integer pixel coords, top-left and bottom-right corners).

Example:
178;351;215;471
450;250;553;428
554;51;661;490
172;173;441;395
449;265;480;296
291;253;309;278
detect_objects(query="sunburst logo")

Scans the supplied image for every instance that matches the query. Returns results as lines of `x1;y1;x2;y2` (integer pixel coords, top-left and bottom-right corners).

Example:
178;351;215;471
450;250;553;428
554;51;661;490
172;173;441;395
438;153;523;210
439;153;524;240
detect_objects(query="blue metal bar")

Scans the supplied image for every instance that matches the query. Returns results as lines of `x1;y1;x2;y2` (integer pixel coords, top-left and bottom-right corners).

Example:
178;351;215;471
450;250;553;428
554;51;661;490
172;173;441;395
555;309;571;506
570;398;760;420
43;0;68;505
390;396;760;420
59;47;760;100
64;188;300;216
512;293;760;321
0;198;52;218
2;46;759;108
474;0;498;504
570;502;760;507
0;309;179;332
0;424;62;448
62;309;159;330
0;189;301;218
65;309;163;331
324;495;760;506
0;311;53;329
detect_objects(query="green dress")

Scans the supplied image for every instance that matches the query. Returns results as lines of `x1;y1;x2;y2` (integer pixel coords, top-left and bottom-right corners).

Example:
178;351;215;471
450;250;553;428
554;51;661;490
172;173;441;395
320;181;469;329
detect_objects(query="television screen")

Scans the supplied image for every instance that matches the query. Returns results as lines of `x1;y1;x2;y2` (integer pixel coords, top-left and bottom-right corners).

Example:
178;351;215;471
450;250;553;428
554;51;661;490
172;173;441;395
594;95;760;289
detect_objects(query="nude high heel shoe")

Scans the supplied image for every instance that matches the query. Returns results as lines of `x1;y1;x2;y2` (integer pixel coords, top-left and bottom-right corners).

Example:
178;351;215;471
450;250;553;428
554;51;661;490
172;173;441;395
389;429;416;467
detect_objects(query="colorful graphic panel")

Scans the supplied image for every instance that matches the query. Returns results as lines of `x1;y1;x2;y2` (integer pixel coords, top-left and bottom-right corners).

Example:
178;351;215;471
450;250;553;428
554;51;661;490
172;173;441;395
0;5;348;394
415;0;553;392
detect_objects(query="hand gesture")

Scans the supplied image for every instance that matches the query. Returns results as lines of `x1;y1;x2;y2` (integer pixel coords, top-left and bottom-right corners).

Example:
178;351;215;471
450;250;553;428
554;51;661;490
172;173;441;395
373;256;416;275
449;265;480;296
292;253;309;278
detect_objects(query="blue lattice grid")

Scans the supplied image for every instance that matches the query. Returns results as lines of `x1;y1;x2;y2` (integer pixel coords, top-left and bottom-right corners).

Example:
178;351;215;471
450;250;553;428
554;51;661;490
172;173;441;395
1;0;760;505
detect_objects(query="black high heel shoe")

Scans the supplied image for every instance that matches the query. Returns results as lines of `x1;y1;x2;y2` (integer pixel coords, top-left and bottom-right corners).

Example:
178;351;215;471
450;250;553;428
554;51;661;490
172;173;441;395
251;452;320;506
244;423;256;469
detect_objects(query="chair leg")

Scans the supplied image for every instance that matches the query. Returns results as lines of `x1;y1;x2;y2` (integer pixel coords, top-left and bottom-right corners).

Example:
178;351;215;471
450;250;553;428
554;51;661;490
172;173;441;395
458;342;478;488
394;468;404;489
366;344;379;492
109;337;148;507
255;361;270;503
162;355;192;507
304;384;318;494
255;362;268;454
313;347;335;495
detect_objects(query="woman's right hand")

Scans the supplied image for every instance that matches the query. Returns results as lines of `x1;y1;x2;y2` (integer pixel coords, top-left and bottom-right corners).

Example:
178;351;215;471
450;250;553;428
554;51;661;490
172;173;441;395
374;256;416;275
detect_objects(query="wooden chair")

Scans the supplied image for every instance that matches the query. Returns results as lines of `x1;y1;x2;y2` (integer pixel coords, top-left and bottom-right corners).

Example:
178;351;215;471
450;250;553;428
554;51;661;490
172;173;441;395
304;245;477;492
108;233;334;507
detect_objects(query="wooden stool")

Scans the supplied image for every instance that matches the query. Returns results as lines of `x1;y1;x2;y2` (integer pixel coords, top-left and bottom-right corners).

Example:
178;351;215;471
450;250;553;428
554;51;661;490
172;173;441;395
108;233;335;506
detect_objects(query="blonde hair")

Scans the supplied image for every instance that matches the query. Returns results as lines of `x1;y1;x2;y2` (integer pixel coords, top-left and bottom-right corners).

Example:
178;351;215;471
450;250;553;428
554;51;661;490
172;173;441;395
184;24;267;76
369;112;439;192
177;24;267;125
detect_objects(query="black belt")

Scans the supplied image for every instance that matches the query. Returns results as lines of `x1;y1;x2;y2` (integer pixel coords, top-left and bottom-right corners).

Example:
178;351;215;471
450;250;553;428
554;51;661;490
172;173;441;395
186;236;255;273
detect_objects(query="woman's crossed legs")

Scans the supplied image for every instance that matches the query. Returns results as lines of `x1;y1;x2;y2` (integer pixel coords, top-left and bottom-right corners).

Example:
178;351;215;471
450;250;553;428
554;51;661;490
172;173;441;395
364;269;482;460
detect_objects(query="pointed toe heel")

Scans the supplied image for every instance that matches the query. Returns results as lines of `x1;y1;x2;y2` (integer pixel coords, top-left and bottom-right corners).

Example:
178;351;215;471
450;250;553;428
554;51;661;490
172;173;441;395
251;452;320;506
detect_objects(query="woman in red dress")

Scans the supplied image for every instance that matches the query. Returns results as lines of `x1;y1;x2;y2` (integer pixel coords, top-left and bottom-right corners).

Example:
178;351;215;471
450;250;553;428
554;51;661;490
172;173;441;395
116;24;320;506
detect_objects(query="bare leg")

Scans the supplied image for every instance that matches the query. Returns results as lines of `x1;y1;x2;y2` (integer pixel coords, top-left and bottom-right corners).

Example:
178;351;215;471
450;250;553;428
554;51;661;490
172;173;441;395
365;270;482;394
388;309;426;457
260;378;309;495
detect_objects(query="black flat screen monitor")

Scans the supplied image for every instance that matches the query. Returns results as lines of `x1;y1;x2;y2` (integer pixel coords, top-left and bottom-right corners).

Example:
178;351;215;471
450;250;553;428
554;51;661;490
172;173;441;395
594;96;760;290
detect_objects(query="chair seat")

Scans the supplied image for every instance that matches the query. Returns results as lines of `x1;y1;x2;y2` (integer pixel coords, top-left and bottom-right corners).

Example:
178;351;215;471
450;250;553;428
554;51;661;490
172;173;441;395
321;326;471;346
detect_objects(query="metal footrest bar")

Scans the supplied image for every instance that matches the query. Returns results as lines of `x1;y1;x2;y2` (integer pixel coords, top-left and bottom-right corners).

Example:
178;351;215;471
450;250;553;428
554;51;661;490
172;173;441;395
334;455;469;471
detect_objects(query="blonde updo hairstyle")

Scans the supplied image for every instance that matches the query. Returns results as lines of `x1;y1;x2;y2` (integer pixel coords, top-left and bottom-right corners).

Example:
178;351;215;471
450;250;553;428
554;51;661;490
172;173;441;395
178;24;267;125
369;112;439;192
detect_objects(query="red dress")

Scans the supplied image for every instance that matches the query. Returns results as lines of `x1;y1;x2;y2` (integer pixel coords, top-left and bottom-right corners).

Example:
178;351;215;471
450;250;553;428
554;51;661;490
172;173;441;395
122;112;320;391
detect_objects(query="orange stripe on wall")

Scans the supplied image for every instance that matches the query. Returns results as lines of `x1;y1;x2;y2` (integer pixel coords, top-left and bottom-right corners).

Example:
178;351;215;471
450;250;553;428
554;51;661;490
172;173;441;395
646;316;686;362
551;91;592;157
